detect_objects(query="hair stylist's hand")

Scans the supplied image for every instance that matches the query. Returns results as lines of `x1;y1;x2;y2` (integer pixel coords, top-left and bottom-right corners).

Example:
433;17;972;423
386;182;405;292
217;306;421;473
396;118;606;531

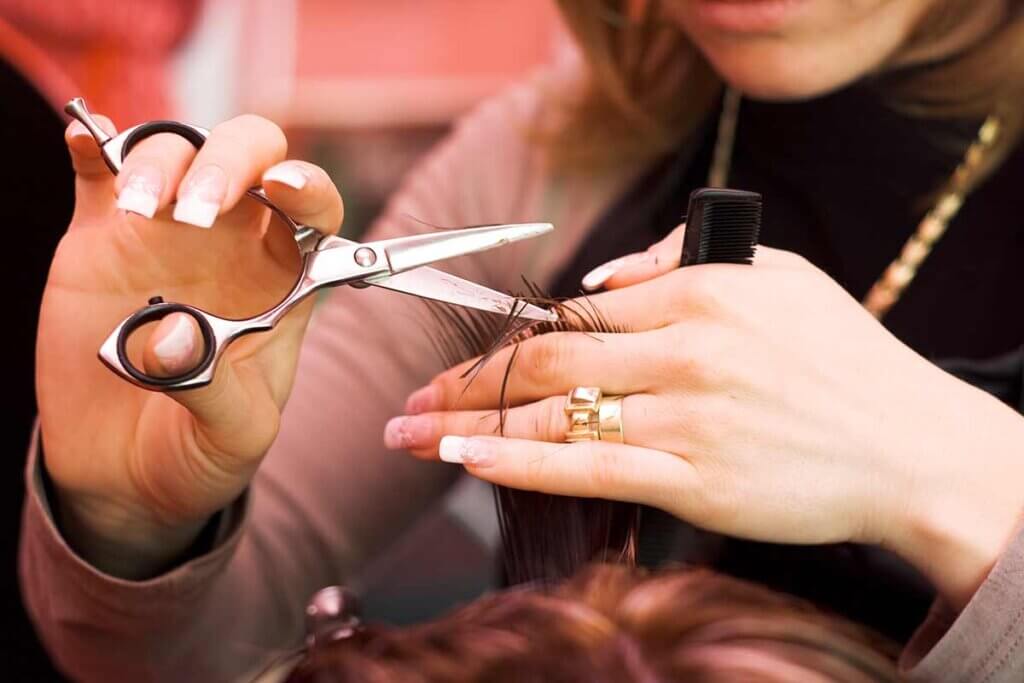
37;114;343;578
392;224;1024;611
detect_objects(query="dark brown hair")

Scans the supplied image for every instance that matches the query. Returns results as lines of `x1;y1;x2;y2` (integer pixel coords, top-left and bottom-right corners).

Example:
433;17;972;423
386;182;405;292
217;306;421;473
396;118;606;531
286;563;899;682
424;293;639;585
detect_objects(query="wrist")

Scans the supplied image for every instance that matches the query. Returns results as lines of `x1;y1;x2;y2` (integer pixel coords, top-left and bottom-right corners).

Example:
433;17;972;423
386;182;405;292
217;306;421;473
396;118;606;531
883;379;1024;610
53;487;209;581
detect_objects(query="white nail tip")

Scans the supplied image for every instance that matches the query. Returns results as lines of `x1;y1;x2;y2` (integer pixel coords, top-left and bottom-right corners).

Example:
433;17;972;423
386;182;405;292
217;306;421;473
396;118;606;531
439;436;468;464
154;315;194;362
117;187;159;218
581;253;650;291
173;197;219;229
581;264;618;291
263;165;309;190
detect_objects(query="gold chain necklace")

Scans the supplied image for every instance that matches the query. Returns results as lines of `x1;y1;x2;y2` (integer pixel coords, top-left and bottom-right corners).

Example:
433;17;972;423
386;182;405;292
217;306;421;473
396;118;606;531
708;88;1002;320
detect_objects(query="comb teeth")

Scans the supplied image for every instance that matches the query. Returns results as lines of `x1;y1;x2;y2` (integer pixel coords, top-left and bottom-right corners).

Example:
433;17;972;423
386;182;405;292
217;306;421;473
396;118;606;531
681;188;762;266
698;201;761;265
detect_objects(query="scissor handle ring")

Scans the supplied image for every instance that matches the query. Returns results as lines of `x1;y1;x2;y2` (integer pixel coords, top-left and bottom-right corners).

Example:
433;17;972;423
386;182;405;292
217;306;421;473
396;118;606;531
120;121;208;159
115;301;217;388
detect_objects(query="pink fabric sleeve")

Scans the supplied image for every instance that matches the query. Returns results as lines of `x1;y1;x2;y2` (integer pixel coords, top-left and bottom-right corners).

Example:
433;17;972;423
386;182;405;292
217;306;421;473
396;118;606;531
19;66;625;682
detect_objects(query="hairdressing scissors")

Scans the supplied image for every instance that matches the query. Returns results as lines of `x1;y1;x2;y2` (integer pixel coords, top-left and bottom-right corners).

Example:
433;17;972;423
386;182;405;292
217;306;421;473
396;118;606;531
65;98;558;392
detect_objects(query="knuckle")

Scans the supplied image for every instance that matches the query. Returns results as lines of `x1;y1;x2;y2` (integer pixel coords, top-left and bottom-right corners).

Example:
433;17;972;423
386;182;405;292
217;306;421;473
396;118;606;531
520;334;567;385
663;324;716;385
681;271;726;311
784;251;810;268
434;378;458;410
217;114;287;156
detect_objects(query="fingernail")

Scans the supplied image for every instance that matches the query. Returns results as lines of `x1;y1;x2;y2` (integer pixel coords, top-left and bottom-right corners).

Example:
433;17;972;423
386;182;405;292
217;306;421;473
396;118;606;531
154;314;196;373
383;415;433;450
439;436;496;467
581;252;650;291
405;385;440;414
173;165;226;228
263;162;309;190
116;166;163;218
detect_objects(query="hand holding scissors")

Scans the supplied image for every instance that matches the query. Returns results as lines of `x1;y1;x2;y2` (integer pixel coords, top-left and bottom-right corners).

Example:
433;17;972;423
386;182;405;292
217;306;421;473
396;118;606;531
65;98;556;392
37;101;557;576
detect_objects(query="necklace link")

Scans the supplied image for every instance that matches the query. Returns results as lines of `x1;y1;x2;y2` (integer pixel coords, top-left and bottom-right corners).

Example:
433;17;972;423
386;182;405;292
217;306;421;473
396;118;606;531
708;88;1001;321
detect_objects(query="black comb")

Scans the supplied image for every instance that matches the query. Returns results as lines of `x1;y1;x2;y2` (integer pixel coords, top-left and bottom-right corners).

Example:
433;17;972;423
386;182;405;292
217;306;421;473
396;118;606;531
681;188;762;266
637;187;762;569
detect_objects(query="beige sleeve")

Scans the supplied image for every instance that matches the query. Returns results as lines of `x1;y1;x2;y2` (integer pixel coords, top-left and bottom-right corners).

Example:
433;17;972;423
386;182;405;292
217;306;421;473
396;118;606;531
18;64;619;682
901;516;1024;683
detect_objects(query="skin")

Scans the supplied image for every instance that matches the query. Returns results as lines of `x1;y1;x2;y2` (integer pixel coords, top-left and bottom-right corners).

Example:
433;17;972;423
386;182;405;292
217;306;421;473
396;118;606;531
396;231;1024;610
385;0;1023;610
38;0;1018;608
661;0;1008;101
40;119;344;577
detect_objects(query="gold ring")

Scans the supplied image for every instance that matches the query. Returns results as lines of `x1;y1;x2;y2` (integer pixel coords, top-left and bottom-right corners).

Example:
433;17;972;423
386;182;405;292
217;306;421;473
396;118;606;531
564;387;625;443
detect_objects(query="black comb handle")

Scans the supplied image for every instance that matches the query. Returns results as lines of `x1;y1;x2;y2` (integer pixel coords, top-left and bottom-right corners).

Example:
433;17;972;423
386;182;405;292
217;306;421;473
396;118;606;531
681;188;762;266
637;187;763;569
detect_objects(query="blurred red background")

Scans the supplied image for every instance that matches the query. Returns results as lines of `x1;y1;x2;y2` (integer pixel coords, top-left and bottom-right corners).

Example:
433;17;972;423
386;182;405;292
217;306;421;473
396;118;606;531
3;0;567;236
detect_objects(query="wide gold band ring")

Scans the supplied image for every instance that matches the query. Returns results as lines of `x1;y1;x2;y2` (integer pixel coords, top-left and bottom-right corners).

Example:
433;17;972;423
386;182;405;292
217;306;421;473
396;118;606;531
563;387;625;444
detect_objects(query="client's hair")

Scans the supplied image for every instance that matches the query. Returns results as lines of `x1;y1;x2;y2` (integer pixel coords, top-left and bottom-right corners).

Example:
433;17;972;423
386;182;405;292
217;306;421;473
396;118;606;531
286;563;899;682
425;292;640;584
282;297;898;681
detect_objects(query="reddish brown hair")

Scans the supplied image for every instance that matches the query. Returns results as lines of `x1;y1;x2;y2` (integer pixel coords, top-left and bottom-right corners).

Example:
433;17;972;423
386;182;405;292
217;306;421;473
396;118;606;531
286;564;899;682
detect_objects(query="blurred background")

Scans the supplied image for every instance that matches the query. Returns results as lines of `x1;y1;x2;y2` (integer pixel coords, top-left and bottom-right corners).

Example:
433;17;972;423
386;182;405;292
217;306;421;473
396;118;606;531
1;0;568;678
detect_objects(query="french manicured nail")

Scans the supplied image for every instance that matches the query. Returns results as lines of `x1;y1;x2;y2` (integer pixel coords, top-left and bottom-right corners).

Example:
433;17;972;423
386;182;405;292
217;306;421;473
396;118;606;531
154;314;196;373
581;252;651;291
173;165;226;228
405;385;440;414
439;436;496;467
116;166;163;218
263;162;309;190
383;415;433;450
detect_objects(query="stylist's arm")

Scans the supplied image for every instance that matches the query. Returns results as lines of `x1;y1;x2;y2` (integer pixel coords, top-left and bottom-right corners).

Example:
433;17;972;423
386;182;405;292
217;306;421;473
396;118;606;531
399;224;1024;611
39;114;343;579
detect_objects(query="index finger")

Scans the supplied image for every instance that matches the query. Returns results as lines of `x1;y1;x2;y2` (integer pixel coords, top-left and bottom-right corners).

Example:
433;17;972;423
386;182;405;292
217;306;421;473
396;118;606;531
173;114;288;228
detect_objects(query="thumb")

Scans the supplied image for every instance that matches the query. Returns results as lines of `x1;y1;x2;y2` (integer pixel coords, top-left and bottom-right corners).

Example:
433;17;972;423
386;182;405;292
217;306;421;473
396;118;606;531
66;116;119;225
142;313;279;462
581;223;686;292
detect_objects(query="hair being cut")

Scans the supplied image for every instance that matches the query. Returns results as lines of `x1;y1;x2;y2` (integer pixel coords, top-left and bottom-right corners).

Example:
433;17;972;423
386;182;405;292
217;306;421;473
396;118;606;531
424;291;638;584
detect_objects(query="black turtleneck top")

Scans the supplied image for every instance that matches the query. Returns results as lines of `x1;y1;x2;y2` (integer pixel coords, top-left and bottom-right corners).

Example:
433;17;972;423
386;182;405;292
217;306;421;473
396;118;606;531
549;83;1024;643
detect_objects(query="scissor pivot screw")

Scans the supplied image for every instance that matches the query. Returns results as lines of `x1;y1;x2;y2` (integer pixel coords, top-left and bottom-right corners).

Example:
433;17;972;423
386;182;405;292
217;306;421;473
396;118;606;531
353;247;377;267
148;296;165;305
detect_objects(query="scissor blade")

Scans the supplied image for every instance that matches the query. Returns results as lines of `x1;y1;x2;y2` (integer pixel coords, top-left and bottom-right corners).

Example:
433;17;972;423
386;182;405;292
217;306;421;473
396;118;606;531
367;267;558;322
375;223;553;274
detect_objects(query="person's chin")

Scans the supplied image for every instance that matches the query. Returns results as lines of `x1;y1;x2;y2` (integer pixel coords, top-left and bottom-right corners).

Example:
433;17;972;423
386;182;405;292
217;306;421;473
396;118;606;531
700;44;869;102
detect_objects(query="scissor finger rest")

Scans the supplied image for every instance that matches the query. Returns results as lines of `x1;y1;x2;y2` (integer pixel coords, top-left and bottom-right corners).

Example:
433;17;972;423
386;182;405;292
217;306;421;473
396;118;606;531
100;294;306;391
109;298;218;388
